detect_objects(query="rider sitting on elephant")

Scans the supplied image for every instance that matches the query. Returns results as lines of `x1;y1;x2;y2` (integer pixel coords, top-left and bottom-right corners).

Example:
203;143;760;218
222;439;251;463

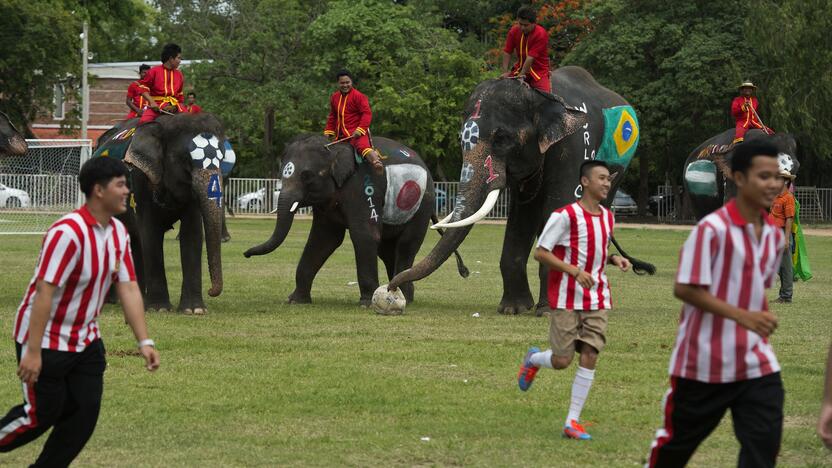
323;70;384;175
732;80;772;143
501;5;551;93
138;43;186;124
124;64;150;120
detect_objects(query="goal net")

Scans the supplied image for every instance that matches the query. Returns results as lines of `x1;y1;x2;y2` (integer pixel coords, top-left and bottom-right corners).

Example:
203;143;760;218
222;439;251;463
0;139;91;235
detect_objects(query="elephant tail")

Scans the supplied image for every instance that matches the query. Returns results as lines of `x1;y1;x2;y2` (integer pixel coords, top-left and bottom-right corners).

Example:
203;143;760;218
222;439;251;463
611;235;656;276
431;213;470;278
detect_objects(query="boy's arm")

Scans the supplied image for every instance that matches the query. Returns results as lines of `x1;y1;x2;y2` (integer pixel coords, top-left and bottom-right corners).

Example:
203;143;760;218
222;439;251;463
673;283;777;337
17;280;57;384
534;247;594;289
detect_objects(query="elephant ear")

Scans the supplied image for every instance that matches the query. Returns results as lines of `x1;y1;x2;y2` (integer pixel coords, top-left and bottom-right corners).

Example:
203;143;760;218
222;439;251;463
124;124;164;186
535;101;588;155
329;146;355;188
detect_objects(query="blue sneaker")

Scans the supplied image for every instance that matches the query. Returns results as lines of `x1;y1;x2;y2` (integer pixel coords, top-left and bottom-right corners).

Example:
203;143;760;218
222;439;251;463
517;347;540;391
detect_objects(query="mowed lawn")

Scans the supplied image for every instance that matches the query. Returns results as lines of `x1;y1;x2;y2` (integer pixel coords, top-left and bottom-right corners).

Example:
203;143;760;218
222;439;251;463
0;218;830;467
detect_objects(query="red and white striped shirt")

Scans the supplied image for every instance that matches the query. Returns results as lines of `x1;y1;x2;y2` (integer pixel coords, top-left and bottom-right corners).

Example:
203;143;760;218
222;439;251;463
14;206;136;352
668;199;784;383
538;202;614;311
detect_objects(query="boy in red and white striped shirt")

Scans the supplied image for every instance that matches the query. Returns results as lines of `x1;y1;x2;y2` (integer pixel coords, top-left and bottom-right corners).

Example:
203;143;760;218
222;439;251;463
0;157;160;466
517;160;631;440
646;140;786;467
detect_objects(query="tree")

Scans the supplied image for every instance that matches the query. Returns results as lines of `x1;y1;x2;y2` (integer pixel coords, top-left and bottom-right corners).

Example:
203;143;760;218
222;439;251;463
563;0;759;213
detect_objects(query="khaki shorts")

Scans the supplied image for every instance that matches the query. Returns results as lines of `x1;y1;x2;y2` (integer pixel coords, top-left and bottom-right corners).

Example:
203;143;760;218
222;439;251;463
549;308;608;357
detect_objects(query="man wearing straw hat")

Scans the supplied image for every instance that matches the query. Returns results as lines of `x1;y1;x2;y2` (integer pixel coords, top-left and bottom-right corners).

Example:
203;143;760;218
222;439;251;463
769;163;796;303
731;81;772;144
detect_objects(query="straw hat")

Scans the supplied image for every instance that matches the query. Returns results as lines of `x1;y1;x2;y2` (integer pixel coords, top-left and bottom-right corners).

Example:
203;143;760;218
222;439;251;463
738;81;757;90
779;169;796;180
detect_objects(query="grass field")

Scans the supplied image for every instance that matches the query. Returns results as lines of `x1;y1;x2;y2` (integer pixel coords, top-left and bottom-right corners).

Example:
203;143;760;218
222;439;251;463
1;218;830;467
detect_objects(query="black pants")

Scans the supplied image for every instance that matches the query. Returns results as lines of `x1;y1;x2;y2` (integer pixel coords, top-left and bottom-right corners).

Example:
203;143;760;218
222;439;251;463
647;372;784;468
0;340;106;467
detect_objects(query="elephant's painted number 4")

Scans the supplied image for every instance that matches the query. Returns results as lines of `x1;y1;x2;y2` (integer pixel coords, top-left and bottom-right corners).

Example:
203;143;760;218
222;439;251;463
367;197;378;222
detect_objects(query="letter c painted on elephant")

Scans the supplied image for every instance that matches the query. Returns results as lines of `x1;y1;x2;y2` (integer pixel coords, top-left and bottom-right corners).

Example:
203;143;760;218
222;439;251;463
283;162;295;178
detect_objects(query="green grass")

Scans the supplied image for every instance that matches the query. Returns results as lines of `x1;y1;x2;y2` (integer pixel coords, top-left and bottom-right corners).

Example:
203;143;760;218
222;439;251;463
0;218;830;467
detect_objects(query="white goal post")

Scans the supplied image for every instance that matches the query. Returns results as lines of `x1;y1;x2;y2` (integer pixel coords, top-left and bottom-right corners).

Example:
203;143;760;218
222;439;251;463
0;139;91;235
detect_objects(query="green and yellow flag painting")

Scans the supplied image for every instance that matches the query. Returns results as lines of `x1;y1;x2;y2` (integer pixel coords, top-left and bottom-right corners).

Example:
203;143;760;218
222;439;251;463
596;105;640;168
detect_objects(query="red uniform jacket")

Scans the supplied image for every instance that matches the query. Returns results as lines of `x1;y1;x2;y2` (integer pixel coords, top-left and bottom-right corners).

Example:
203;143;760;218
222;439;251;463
138;64;185;110
324;88;372;139
186;104;202;114
731;96;764;129
126;81;148;111
504;24;550;84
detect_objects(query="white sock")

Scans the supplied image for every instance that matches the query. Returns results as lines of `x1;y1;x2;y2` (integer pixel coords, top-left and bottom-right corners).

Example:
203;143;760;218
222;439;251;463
565;366;595;425
529;350;553;369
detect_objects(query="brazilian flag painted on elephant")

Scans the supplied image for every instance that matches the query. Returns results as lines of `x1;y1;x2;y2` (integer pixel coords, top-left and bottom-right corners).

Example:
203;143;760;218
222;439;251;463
595;105;639;168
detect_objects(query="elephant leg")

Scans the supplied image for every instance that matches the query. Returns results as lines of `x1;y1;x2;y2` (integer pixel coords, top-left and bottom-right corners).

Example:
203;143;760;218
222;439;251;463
178;207;206;313
498;194;542;314
289;215;346;304
348;225;381;306
378;239;397;282
140;216;171;311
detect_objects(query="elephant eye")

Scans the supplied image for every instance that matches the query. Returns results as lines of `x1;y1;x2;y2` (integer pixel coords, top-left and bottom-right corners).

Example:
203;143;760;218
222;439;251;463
492;128;513;148
301;170;314;181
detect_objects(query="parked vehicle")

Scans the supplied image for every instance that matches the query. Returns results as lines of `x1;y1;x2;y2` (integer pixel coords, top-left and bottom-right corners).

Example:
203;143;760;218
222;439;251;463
0;183;31;208
237;182;281;211
612;190;638;216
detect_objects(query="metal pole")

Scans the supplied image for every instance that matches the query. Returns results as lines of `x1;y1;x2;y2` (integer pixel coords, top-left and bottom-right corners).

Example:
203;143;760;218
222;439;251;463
81;20;89;141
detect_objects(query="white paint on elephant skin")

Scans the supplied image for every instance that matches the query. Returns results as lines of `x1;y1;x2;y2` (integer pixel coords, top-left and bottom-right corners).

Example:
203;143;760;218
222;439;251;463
461;120;480;151
282;162;295;178
383;164;427;225
777;153;794;173
189;132;224;169
575;101;595;161
399;148;411;158
574;185;583;199
459;162;474;183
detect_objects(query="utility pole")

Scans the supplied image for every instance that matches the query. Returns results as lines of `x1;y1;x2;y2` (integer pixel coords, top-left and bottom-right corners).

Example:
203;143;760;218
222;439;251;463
81;20;89;141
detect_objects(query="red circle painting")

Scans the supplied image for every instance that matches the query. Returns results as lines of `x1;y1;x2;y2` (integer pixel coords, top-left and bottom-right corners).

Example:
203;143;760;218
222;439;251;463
396;180;422;211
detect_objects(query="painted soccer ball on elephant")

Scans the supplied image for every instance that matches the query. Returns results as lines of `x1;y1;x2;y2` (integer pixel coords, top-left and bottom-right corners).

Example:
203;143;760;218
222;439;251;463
372;285;406;315
189;133;224;170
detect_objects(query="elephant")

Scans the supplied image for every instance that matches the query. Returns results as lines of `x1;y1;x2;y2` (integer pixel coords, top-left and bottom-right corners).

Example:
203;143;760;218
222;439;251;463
385;66;654;314
95;113;235;313
244;134;468;306
0;111;27;156
684;128;800;220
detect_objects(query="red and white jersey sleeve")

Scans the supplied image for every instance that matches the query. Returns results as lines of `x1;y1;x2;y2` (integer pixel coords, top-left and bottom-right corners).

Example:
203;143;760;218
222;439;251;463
14;206;136;353
668;199;783;383
538;202;613;311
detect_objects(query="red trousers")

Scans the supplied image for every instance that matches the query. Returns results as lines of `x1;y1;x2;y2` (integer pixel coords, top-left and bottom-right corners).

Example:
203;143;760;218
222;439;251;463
139;103;185;124
526;74;551;93
349;134;373;157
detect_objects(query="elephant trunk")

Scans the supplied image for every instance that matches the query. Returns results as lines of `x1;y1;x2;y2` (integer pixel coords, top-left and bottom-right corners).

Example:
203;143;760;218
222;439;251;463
194;170;224;297
244;192;296;258
389;146;504;290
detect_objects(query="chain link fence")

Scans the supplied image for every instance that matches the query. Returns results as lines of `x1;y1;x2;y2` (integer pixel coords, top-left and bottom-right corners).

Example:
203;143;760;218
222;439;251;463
0;140;91;234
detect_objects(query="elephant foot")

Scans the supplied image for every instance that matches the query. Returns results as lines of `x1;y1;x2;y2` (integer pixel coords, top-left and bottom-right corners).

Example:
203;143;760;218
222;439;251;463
359;298;372;308
287;291;312;304
535;302;551;317
221;235;231;243
182;307;207;315
145;301;173;313
497;296;534;315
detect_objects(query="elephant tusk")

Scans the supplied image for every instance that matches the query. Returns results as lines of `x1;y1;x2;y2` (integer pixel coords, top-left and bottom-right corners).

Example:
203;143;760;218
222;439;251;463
431;189;500;229
290;201;299;213
430;211;455;228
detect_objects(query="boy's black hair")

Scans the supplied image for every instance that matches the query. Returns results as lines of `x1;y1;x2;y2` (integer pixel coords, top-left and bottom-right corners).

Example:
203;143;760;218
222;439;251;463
139;64;150;72
579;160;610;184
517;6;537;22
336;69;353;81
730;139;779;174
161;43;181;64
78;157;129;197
187;92;196;98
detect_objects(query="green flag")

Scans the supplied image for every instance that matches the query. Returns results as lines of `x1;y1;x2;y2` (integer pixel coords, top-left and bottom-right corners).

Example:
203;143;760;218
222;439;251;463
792;199;813;281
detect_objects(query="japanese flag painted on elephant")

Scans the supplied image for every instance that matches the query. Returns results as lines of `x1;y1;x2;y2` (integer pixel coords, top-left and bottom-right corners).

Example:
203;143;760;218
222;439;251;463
383;164;427;225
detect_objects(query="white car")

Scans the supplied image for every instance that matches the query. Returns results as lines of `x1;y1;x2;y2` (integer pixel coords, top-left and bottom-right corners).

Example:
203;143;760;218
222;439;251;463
237;184;280;211
0;183;31;208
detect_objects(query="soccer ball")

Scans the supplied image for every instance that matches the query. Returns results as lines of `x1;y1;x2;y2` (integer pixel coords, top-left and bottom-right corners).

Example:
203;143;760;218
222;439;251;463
189;133;224;170
372;285;407;315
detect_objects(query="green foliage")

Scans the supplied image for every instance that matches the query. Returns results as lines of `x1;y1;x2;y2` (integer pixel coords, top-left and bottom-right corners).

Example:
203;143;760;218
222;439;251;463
564;0;759;195
747;0;832;185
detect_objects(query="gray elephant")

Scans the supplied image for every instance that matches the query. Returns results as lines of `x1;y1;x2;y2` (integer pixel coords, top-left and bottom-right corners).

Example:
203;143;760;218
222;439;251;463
95;113;235;313
0;111;27;156
684;129;800;220
244;134;467;306
386;66;654;314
